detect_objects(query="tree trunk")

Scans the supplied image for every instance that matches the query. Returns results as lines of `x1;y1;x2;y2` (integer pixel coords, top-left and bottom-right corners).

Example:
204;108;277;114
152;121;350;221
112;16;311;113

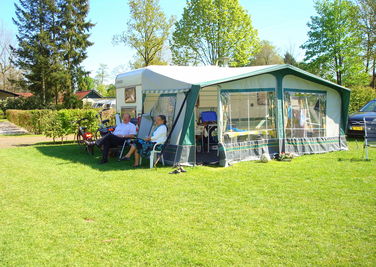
42;72;46;105
371;59;376;89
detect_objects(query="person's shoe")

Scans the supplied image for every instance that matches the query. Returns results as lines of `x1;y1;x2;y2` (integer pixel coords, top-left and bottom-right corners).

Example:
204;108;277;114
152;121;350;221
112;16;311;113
120;156;131;161
179;167;187;173
99;159;108;164
169;169;181;174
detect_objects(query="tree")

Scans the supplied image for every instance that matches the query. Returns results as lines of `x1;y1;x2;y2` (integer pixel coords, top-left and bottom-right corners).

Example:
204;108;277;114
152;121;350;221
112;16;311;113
301;0;367;87
250;40;283;65
95;64;109;85
283;52;298;66
0;23;14;92
58;0;94;94
11;0;61;105
11;0;93;106
171;0;260;66
357;0;376;88
113;0;174;68
78;75;95;91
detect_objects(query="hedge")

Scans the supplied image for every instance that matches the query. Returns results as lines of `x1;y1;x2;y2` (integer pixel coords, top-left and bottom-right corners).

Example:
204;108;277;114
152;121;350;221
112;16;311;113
349;86;376;114
6;109;101;142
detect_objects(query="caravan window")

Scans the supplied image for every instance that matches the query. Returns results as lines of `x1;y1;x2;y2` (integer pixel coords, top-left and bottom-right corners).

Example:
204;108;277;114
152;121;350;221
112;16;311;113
143;93;177;130
124;87;136;103
121;107;137;118
221;90;276;142
284;90;326;138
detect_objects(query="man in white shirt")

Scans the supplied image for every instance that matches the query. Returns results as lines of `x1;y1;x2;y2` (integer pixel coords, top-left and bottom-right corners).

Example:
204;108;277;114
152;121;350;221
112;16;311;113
97;113;137;163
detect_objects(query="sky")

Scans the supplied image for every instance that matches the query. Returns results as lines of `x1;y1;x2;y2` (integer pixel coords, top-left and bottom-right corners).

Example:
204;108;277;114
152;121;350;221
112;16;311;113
0;0;316;82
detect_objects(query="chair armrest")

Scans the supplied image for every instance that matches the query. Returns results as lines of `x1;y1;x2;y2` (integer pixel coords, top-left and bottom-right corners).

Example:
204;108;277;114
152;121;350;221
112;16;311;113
152;142;164;151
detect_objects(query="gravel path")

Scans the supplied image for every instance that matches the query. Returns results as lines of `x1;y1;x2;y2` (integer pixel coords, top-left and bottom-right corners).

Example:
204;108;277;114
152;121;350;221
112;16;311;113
0;120;73;148
0;121;29;135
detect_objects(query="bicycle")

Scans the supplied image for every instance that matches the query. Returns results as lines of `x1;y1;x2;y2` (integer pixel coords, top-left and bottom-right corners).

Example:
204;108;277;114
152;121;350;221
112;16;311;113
95;108;116;139
74;118;95;155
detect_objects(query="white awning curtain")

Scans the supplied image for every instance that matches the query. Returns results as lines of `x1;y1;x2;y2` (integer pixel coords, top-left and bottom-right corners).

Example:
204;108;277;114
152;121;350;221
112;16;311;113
115;65;276;91
115;65;350;94
142;88;191;94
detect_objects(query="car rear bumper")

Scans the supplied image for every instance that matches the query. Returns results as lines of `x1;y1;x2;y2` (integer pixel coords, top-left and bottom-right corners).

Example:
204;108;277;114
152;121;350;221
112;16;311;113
347;129;365;137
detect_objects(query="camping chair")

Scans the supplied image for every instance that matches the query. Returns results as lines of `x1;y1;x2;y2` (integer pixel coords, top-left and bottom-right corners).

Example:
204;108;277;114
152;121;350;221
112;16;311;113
364;118;376;160
200;111;217;123
139;141;165;168
118;113;152;160
200;111;218;152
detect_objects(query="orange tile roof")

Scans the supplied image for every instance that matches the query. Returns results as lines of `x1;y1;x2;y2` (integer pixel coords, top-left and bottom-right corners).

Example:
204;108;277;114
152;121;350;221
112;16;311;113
75;90;92;100
16;92;34;97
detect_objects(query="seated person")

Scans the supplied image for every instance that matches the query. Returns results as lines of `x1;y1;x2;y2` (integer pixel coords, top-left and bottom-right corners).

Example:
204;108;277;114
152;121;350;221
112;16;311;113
124;115;167;167
96;113;137;164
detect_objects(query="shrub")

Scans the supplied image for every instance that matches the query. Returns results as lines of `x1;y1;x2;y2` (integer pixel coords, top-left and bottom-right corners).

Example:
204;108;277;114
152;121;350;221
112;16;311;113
349;86;376;114
6;109;99;141
0;96;47;113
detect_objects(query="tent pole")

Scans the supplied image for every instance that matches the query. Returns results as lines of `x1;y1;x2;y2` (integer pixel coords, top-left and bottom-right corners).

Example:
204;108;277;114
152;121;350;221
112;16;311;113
247;97;250;133
217;86;223;144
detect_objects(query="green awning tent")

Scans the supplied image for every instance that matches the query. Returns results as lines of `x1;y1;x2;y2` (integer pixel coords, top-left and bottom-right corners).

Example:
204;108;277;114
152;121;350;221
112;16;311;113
115;64;350;166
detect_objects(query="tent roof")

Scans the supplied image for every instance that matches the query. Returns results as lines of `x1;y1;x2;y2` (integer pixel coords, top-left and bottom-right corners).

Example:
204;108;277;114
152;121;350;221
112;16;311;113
115;64;350;93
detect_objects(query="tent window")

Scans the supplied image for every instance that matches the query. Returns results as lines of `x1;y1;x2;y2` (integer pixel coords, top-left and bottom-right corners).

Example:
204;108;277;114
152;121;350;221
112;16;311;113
284;91;326;138
143;93;159;114
221;90;276;143
143;93;177;130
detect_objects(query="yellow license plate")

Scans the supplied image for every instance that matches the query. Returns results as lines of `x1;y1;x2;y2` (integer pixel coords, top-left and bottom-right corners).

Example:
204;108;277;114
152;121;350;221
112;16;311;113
351;126;363;131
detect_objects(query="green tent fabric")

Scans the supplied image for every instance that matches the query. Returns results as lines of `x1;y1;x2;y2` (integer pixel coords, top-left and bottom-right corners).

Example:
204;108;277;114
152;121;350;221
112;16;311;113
115;64;350;166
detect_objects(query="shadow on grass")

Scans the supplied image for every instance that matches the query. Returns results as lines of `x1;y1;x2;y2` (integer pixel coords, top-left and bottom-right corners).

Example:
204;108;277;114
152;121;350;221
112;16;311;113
338;158;372;162
35;144;154;171
14;140;76;147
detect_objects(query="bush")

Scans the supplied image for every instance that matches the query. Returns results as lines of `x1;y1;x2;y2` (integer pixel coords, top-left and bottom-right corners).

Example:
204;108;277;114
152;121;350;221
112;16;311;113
0;94;83;114
0;96;47;113
6;109;99;141
349;86;376;114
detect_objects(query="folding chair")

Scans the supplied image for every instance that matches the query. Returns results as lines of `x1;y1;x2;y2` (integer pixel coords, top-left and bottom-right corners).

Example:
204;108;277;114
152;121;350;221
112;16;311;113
118;113;154;161
363;118;376;160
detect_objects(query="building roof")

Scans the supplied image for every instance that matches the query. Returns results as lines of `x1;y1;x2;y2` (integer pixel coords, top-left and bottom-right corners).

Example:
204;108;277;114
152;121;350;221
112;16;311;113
0;89;19;97
115;64;350;94
75;90;102;100
16;92;34;97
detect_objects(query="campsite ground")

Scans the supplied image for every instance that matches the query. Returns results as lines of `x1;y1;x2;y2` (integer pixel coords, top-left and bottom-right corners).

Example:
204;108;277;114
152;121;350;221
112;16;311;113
0;138;375;266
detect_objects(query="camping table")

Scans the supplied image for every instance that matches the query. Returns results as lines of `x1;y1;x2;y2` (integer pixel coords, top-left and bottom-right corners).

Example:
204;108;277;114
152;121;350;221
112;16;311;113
224;130;269;143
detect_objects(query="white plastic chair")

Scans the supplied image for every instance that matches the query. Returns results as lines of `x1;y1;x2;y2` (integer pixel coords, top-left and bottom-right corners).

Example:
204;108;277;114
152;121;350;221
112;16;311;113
139;142;165;168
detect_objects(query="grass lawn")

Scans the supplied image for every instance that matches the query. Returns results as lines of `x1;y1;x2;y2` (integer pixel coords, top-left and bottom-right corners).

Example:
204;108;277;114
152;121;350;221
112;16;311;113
0;140;375;266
